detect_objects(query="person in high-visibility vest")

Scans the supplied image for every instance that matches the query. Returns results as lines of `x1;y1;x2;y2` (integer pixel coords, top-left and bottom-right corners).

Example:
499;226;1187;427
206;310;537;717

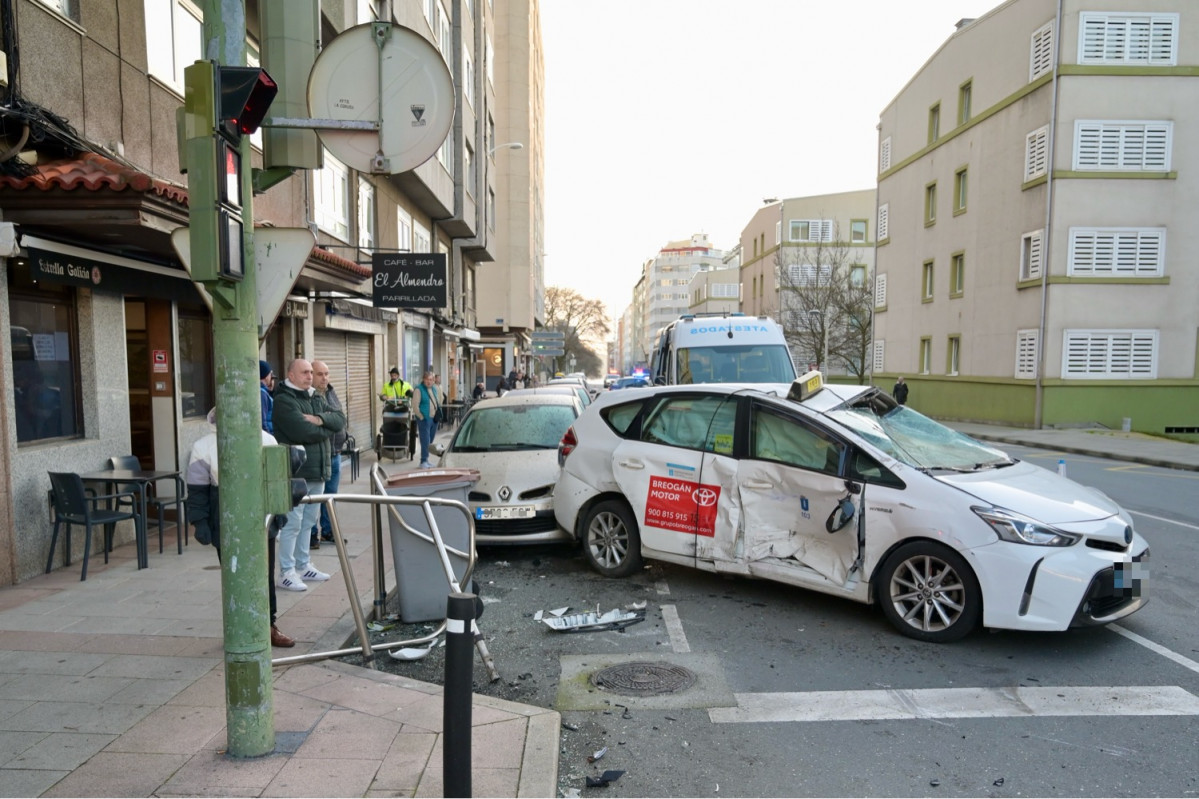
380;367;413;402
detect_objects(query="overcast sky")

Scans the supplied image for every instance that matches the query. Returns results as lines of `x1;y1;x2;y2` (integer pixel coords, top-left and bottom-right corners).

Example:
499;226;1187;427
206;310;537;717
540;0;1004;324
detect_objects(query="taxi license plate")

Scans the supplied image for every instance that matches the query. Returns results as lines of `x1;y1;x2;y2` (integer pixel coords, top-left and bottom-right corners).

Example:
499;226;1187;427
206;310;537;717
475;505;536;520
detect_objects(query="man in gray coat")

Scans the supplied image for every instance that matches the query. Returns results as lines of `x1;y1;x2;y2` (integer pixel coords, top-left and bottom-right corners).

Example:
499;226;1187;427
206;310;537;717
310;360;346;548
272;358;346;592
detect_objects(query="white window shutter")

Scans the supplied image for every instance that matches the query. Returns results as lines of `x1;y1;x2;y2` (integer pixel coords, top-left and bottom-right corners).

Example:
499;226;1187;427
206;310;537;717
1021;230;1043;280
879;137;892;173
1030;20;1054;80
1015;330;1038;379
1074;121;1172;171
877;203;889;240
874;273;887;308
1068;228;1165;277
1062;330;1158;378
1025;126;1048;180
1079;13;1178;65
873;340;885;373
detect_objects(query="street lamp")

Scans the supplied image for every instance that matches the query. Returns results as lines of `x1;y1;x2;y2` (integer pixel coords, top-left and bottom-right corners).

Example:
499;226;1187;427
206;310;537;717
489;141;523;156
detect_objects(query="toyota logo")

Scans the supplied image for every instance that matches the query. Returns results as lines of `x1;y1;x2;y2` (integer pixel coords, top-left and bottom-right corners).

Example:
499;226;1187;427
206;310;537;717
692;487;718;507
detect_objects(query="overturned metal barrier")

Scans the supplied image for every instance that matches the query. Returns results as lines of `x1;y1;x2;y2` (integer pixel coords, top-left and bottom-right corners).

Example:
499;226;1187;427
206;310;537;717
270;463;499;681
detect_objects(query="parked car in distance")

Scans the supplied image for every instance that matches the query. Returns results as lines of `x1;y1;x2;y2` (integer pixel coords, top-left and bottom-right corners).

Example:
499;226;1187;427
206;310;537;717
603;372;621;388
554;373;1149;642
609;375;652;390
435;392;579;544
503;386;585;413
545;377;594;406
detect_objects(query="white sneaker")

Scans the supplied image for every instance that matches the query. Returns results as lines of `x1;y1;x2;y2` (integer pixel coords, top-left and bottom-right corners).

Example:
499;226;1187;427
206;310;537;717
419;461;433;469
277;571;307;592
300;567;330;582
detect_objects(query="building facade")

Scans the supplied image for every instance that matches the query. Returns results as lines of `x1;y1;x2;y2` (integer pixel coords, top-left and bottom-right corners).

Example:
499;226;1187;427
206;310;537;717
738;190;877;376
475;0;546;390
873;0;1198;434
0;0;538;584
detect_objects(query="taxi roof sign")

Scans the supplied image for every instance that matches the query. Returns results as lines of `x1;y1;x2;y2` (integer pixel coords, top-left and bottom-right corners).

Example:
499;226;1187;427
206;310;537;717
787;370;825;403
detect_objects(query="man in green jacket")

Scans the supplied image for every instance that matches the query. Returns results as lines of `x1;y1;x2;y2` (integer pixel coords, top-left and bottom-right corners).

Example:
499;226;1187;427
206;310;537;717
272;358;346;591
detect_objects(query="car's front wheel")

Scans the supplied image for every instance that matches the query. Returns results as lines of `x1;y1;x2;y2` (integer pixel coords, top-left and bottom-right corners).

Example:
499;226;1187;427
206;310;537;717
877;541;981;642
581;499;642;578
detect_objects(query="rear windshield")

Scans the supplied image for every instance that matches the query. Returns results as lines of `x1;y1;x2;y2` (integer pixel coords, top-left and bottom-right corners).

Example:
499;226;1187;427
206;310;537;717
452;404;577;451
676;344;796;384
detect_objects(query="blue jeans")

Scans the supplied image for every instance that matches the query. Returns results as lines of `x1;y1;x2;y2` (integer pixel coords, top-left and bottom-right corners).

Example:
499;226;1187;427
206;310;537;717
279;478;324;575
312;453;341;539
418;417;436;464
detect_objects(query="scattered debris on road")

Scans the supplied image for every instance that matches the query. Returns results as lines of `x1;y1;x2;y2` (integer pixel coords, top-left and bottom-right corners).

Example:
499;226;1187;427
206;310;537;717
585;770;625;788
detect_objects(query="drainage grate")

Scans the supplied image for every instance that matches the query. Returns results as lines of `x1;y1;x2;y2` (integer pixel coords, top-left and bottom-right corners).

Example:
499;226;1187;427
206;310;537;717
590;662;697;696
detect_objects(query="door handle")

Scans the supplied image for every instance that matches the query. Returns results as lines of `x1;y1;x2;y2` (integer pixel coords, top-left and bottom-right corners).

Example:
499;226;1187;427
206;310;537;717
744;480;772;490
617;459;645;470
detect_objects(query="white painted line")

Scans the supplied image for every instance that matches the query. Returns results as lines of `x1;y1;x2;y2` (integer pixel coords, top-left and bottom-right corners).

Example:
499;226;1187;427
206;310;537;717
1129;509;1199;531
1110;624;1199;676
655;580;671;595
708;685;1199;724
660;604;690;653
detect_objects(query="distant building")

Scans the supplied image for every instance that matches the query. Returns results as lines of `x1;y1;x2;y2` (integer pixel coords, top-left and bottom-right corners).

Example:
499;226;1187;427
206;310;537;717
638;233;725;353
873;0;1198;436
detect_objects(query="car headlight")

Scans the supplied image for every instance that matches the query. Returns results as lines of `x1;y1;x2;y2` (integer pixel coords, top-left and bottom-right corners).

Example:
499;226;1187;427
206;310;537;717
972;506;1080;547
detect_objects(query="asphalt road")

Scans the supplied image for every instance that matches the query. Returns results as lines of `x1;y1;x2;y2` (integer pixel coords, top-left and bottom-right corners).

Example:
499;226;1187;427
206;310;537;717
351;444;1199;797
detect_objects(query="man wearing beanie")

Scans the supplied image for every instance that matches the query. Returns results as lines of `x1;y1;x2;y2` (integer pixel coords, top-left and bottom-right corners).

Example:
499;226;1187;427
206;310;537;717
260;360;274;433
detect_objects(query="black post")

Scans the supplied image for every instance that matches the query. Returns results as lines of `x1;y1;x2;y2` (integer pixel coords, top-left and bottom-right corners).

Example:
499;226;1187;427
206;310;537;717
443;591;476;798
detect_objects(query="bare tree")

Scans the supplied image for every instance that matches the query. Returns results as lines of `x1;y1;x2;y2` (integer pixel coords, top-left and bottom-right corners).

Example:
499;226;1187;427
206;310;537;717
775;221;873;382
543;286;611;376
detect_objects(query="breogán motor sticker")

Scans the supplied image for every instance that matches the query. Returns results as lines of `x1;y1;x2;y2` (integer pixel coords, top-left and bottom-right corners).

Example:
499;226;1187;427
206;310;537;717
644;475;720;536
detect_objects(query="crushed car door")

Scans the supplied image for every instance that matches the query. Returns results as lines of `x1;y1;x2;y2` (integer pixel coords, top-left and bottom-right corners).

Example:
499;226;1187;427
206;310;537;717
735;401;861;586
611;392;741;561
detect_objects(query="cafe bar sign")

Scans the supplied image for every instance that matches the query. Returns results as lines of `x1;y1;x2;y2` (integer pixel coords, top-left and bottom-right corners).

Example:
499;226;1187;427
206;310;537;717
372;252;447;309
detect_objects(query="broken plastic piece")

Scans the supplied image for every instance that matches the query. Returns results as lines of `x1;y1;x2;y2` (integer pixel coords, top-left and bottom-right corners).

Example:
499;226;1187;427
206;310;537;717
549;606;570;617
562;790;581;798
388;641;436;661
587;746;608;763
562;721;579;731
533;610;544;621
627;600;647;610
542;607;645;633
585;770;625;788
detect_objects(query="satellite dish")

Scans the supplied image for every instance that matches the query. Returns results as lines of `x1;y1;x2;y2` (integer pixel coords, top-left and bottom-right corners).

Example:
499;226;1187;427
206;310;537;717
307;23;454;174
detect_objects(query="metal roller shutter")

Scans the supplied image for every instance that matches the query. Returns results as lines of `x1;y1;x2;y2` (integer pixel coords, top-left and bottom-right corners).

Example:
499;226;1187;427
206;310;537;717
314;331;374;450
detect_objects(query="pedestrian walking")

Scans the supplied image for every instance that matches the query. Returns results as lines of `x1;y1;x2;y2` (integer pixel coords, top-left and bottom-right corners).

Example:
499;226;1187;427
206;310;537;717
893;376;910;405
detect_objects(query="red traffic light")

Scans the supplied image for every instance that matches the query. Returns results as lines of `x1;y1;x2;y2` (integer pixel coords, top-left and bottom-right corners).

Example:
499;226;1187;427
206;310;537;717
217;66;278;138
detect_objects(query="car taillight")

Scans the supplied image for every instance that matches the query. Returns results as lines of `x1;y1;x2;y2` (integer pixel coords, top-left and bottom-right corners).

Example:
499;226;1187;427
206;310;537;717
558;426;578;466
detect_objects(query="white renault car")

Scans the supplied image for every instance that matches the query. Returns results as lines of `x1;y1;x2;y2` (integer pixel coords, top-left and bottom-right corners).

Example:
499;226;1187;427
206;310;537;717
553;374;1149;642
435;392;579;545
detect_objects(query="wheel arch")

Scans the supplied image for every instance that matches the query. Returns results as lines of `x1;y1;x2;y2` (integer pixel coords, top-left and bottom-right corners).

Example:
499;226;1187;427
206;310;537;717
867;535;984;615
571;490;637;541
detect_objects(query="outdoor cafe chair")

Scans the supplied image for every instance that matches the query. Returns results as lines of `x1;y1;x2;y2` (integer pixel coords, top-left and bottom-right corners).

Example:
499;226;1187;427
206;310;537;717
46;471;139;581
108;456;188;554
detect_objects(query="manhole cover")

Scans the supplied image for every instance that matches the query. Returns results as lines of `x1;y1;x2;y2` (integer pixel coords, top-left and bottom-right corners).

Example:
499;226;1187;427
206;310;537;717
590;662;697;696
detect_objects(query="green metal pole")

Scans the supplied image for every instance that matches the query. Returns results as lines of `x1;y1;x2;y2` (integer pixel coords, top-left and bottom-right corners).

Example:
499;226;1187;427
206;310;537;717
193;0;274;757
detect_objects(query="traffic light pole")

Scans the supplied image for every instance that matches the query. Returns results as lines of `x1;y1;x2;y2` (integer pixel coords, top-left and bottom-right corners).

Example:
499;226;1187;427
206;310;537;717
185;1;274;758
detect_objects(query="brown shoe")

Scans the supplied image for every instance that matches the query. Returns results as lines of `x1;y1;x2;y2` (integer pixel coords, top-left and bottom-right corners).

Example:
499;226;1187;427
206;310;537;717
270;625;295;648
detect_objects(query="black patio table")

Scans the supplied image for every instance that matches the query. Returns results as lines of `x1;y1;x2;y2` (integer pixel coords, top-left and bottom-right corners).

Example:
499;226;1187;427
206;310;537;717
78;469;182;569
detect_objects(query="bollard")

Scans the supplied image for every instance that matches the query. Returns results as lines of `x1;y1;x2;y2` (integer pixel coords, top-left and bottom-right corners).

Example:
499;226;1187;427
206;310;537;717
444;591;476;798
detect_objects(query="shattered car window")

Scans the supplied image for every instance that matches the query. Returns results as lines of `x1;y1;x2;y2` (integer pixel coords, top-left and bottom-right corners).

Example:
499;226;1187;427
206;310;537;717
825;390;1012;472
452;404;578;451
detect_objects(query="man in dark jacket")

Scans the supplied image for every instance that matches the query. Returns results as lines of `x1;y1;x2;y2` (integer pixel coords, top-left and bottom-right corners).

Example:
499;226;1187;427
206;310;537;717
272;358;346;592
893;376;910;406
186;409;294;647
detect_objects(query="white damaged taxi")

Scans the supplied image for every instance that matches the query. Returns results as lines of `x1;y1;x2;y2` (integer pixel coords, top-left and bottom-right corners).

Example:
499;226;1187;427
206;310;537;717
553;373;1149;642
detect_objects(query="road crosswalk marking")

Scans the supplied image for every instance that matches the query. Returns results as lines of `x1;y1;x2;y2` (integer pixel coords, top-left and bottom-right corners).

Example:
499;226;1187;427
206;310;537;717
708;685;1199;723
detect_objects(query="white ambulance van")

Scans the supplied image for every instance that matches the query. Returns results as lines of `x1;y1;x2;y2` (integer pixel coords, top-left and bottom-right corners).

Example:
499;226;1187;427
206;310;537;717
649;313;796;385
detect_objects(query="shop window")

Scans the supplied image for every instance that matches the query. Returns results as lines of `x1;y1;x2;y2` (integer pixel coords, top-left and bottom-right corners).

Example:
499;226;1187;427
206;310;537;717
177;308;214;418
8;264;83;443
